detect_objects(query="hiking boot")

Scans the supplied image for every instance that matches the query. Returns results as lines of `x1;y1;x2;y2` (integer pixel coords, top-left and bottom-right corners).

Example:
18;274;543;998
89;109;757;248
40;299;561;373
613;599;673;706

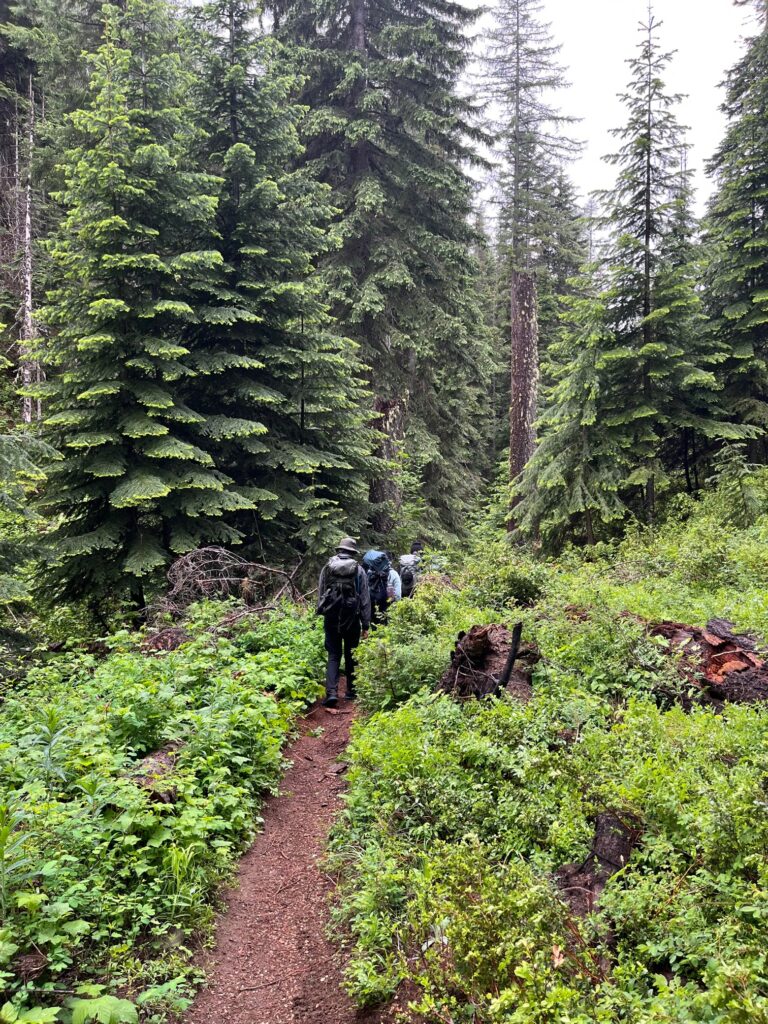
344;686;356;701
323;692;338;708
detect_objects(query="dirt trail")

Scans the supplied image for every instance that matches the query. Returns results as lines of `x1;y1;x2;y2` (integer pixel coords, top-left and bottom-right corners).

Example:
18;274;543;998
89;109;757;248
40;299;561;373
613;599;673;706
185;698;382;1024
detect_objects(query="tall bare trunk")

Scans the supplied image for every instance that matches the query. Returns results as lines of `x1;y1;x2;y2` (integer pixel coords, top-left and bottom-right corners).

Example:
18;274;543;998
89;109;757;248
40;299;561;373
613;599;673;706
370;394;407;534
584;506;595;547
508;270;538;529
19;76;40;424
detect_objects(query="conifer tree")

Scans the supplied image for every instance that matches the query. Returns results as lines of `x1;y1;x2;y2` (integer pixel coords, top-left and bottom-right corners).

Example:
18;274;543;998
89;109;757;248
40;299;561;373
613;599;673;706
1;0;108;419
483;0;582;517
189;0;374;556
0;0;42;421
706;4;768;445
519;14;738;544
596;12;724;518
515;280;628;546
271;0;494;537
41;0;249;605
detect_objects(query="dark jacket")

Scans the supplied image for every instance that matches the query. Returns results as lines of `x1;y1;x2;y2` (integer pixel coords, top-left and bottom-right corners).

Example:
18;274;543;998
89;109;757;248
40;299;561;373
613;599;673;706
318;556;372;630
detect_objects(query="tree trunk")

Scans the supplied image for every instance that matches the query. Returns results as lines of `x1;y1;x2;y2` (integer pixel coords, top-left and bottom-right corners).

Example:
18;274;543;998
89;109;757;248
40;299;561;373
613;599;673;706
584;507;595;547
19;75;40;424
682;429;693;494
350;0;366;53
369;394;407;534
508;270;538;529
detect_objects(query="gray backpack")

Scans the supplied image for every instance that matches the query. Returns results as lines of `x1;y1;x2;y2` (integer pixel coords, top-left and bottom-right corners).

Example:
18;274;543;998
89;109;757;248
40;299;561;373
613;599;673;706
317;556;361;623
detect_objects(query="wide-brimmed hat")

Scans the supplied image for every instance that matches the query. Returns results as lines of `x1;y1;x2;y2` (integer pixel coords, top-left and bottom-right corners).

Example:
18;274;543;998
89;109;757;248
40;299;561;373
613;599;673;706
336;537;359;556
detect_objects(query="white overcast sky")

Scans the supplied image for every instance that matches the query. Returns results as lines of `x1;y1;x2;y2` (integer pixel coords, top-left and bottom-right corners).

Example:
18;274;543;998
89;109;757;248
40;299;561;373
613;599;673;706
472;0;760;213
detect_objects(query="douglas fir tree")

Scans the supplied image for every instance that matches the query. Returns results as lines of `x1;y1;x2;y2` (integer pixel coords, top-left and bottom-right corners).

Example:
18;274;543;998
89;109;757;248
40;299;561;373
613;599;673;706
272;0;494;538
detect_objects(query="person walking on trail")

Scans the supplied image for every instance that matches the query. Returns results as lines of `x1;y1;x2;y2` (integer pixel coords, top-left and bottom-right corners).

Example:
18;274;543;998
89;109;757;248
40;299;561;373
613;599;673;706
317;537;371;707
362;549;401;627
399;541;424;599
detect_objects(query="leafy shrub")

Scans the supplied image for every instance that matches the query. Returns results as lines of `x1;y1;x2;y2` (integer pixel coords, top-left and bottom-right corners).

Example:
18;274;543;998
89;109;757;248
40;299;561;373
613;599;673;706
458;537;549;609
0;603;323;1021
354;580;500;713
332;691;768;1021
331;491;768;1022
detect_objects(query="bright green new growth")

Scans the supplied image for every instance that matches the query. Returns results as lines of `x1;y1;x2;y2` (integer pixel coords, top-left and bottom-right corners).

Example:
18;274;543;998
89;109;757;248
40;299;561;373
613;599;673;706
41;0;246;602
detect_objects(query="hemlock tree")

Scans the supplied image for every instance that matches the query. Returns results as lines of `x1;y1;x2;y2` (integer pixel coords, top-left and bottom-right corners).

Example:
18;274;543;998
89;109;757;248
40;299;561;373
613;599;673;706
595;12;726;519
657;154;745;492
41;0;250;606
272;0;494;538
483;0;582;521
706;2;768;446
515;281;628;547
189;0;374;557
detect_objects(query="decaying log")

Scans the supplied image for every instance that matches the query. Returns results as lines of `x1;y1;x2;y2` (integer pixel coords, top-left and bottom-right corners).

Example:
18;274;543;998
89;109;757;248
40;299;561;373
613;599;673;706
649;618;768;706
437;623;537;701
131;743;182;804
556;811;642;918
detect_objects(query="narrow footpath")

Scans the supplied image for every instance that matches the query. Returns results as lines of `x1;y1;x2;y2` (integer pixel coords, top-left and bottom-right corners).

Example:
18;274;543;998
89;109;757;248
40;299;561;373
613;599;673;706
185;701;384;1024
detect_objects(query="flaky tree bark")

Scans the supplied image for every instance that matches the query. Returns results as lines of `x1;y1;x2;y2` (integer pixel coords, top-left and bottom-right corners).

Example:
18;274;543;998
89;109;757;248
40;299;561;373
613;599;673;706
370;394;408;534
508;269;538;529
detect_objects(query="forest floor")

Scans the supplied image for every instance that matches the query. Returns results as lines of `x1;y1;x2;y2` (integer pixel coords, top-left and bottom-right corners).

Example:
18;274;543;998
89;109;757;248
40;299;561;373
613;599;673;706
184;689;388;1024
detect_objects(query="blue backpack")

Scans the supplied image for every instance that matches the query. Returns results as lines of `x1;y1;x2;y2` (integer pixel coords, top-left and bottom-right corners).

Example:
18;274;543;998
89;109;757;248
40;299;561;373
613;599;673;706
362;550;391;602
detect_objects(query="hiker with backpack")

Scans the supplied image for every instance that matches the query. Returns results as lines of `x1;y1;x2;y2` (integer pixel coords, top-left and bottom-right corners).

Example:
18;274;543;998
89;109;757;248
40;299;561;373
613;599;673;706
362;549;401;627
317;537;371;706
399;541;424;598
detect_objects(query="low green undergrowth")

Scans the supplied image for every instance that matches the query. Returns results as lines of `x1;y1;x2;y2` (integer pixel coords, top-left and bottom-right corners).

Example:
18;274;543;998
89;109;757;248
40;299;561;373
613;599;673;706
0;601;323;1023
332;693;768;1022
330;484;768;1022
354;581;503;713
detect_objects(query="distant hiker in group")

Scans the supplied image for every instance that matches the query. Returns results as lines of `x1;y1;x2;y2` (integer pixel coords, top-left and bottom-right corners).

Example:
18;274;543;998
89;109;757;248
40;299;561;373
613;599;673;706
362;549;401;627
316;537;371;706
399;541;424;598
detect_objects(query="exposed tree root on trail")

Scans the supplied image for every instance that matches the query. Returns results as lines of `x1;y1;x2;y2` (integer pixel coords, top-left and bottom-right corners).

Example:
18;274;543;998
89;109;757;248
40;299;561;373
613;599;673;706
185;699;385;1024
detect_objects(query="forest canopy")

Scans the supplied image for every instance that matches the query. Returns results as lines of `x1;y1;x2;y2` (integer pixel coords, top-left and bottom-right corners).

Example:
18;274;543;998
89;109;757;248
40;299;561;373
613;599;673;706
1;0;767;608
